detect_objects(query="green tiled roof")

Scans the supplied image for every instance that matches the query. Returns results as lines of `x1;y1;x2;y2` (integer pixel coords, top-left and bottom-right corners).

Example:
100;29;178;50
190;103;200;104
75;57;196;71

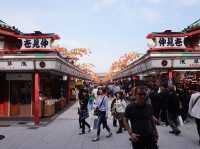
151;30;185;35
183;19;200;32
0;20;8;26
0;19;21;33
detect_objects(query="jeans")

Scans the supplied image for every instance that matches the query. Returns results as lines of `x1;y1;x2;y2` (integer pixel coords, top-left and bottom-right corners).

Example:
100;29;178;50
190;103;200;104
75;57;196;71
131;135;158;149
88;102;93;112
168;112;180;133
81;119;90;133
97;111;111;136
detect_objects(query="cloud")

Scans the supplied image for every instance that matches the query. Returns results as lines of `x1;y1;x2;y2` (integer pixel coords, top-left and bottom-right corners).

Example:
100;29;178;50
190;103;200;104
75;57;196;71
59;39;82;49
142;9;162;23
93;0;118;11
176;0;200;6
145;0;161;4
0;6;44;33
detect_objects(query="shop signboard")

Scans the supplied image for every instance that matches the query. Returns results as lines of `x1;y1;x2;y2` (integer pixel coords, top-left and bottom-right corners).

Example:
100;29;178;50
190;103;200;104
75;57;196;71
173;58;200;68
151;59;172;68
156;37;185;48
0;60;34;70
20;38;51;49
36;60;61;71
148;37;186;49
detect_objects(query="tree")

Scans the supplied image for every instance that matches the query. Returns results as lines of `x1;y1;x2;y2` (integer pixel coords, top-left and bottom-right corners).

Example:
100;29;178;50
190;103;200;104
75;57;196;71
104;52;142;81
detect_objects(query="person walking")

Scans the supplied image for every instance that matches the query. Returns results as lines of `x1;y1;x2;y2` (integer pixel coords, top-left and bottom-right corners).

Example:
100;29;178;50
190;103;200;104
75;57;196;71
92;87;112;142
188;90;200;145
88;91;95;112
167;85;181;136
148;85;161;121
78;88;91;135
159;84;169;126
115;91;127;133
111;97;118;127
124;86;158;149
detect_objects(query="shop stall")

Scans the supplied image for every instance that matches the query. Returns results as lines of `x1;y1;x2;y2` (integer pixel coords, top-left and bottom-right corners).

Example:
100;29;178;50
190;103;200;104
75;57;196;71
0;20;91;125
113;20;200;88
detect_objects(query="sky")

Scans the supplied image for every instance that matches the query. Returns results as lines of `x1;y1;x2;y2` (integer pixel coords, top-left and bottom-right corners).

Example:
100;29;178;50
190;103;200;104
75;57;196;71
1;0;200;73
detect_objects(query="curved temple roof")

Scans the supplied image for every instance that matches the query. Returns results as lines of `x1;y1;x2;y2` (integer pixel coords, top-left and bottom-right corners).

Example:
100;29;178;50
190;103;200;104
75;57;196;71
183;19;200;32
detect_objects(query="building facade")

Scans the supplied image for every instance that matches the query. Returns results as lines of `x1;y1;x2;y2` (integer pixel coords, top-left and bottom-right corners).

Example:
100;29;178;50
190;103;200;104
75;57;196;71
0;20;90;124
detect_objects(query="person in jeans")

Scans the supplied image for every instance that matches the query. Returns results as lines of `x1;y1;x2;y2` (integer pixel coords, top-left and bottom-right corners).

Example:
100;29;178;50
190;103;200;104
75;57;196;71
124;86;158;149
188;90;200;145
78;88;91;135
92;87;112;142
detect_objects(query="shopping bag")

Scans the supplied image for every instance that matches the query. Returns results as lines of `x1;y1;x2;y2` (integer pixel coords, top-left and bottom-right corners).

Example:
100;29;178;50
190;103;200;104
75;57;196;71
178;115;184;126
93;118;99;129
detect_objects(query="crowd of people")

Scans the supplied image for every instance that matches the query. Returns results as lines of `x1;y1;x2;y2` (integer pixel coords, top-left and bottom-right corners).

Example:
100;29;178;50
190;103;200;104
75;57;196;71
77;79;200;149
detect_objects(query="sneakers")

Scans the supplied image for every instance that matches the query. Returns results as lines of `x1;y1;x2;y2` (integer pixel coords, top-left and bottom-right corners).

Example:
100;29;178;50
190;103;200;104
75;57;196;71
88;128;92;133
174;130;181;136
92;137;100;142
0;135;5;140
78;132;85;135
106;132;112;138
116;130;122;134
92;132;112;142
169;130;175;134
169;130;181;136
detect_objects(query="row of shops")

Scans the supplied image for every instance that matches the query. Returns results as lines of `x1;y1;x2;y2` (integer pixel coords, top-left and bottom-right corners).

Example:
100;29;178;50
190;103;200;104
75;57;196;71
113;19;200;89
0;20;90;124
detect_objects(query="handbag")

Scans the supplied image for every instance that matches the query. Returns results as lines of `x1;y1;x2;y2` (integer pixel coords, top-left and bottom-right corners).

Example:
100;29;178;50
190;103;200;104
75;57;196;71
93;118;99;129
94;96;105;116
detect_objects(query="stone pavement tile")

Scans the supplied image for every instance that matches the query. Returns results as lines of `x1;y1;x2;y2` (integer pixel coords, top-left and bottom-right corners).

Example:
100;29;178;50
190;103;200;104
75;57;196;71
0;101;200;149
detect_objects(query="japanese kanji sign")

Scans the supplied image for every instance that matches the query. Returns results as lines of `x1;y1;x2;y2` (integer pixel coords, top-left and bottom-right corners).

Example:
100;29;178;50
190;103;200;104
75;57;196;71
20;38;51;49
156;37;185;48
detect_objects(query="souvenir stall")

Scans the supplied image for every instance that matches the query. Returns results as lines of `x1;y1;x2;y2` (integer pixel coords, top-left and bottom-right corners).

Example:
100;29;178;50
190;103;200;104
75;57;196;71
113;20;200;89
0;20;91;125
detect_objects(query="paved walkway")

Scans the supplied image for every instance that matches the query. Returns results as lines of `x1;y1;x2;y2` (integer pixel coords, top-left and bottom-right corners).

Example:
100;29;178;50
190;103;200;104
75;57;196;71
0;101;200;149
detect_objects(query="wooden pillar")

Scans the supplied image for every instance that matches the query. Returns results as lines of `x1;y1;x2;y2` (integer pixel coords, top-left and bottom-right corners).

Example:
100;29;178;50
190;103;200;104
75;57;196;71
34;72;40;126
66;75;71;104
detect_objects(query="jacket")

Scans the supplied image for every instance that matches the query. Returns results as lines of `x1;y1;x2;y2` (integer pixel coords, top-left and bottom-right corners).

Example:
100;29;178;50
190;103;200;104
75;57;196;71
189;92;200;119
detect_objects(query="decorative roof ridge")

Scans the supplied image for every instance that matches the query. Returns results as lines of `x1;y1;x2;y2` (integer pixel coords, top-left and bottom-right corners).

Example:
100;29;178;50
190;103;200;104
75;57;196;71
0;19;21;34
183;18;200;32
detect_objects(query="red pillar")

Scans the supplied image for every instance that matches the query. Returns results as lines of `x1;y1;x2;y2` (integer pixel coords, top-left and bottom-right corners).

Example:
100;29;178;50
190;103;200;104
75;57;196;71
168;70;173;85
34;72;40;126
66;75;71;104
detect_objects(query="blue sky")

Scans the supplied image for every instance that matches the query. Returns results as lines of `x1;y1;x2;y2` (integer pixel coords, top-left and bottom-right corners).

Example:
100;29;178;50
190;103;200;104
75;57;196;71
1;0;200;73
